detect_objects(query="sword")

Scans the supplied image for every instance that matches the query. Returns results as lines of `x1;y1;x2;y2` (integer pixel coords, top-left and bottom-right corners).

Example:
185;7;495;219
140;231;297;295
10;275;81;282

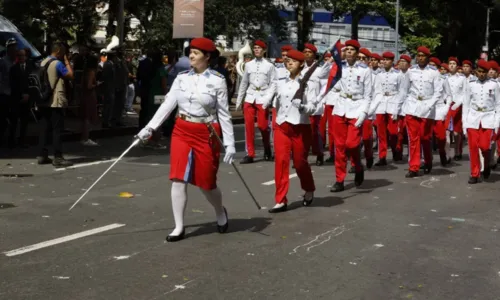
206;123;263;210
69;138;140;211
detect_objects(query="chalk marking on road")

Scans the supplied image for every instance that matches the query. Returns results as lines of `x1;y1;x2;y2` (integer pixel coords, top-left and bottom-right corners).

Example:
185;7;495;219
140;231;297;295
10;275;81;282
52;276;70;280
420;176;439;188
55;159;117;171
408;224;421;227
150;279;196;299
3;223;125;257
289;217;366;255
262;171;314;186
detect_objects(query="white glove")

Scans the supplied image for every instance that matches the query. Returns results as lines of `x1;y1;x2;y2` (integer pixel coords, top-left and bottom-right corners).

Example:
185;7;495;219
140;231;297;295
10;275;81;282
451;102;461;111
392;114;398;121
223;145;236;164
136;127;153;142
235;101;242;111
291;99;302;109
355;112;367;128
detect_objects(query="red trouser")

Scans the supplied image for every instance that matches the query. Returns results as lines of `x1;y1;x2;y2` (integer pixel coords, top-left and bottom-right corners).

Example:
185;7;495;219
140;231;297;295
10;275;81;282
319;105;335;155
333;115;363;183
243;102;271;157
445;105;463;133
376;114;399;159
362;120;374;159
405;115;434;172
309;115;323;156
398;117;406;152
274;122;315;204
433;120;447;156
468;127;493;177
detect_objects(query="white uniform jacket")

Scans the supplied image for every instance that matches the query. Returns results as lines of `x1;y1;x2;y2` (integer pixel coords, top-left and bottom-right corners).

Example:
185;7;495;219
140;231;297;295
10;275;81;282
147;69;235;147
332;61;372;119
434;74;452;121
369;67;407;116
447;73;467;106
463;78;500;130
236;58;277;107
275;73;320;126
272;64;289;108
302;61;332;116
402;64;443;119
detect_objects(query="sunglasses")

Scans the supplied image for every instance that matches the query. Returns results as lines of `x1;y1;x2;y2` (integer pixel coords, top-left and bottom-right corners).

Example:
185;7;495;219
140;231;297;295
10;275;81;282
357;56;367;60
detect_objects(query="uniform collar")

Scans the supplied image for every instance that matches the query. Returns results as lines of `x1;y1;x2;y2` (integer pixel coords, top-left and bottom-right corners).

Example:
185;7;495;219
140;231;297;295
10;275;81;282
188;68;211;78
287;73;303;83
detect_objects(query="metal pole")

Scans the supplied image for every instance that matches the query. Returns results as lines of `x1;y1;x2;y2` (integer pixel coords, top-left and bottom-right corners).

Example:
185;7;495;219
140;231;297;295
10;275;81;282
485;7;491;56
118;0;125;44
395;0;400;60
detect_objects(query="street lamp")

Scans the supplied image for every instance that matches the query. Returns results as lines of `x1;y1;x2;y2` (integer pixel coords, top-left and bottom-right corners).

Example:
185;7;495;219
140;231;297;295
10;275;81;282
395;0;400;60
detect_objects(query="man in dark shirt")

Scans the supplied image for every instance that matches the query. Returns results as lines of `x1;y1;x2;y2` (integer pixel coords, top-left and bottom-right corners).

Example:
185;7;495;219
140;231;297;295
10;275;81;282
9;49;32;148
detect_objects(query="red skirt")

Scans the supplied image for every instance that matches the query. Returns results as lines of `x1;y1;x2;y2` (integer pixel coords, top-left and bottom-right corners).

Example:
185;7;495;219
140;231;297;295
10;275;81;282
169;118;222;190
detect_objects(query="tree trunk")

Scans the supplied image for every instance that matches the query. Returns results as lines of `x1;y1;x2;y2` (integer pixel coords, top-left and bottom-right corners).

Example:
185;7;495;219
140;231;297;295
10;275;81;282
351;11;360;40
296;0;311;50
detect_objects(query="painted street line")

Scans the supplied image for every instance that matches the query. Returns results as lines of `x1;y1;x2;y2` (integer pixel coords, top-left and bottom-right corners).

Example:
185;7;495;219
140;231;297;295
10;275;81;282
3;223;126;257
55;159;117;171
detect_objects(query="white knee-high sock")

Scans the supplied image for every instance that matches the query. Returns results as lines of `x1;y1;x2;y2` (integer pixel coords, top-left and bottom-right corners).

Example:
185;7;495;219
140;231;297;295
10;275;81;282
200;187;227;225
170;182;188;236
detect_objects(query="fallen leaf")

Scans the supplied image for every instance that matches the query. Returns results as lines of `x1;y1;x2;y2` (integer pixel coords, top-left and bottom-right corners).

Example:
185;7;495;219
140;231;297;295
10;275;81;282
418;284;423;288
119;192;134;198
399;285;405;289
448;226;454;229
183;277;189;281
281;236;287;239
192;209;204;213
406;294;413;299
162;275;168;278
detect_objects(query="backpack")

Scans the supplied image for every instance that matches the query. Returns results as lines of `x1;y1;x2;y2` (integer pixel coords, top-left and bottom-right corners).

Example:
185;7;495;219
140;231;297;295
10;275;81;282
29;58;60;107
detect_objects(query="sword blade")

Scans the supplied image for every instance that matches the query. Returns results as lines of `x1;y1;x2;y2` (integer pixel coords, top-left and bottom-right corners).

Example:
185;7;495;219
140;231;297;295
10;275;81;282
69;138;140;211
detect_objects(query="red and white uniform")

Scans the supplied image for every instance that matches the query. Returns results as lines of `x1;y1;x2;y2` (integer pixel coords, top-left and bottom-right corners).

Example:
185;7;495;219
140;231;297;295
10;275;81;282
433;74;452;158
332;61;372;183
463;78;500;178
402;64;443;172
273;73;319;204
236;58;277;157
146;69;235;190
369;67;407;159
445;72;467;134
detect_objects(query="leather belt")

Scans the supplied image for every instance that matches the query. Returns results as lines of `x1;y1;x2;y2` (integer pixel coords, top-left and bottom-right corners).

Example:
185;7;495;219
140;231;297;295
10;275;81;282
410;95;431;101
178;114;216;124
340;92;363;100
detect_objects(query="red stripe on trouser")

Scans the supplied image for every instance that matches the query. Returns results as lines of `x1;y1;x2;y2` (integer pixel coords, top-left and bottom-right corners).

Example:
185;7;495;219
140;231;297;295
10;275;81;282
274;122;315;204
433;120;447;155
319;105;335;155
405;115;434;172
333;115;362;183
376;114;400;159
468;127;493;177
309;115;323;155
243;102;271;157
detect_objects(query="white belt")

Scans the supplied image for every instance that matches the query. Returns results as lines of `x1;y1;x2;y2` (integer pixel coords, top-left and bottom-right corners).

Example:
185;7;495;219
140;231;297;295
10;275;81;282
340;92;363;100
409;94;431;101
471;105;494;112
383;92;398;96
178;113;216;124
250;85;268;92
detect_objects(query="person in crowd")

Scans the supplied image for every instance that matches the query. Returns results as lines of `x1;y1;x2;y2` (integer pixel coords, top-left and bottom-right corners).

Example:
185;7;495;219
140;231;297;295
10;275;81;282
111;48;129;127
124;53;137;115
79;55;100;146
0;38;18;147
137;49;153;129
100;49;115;128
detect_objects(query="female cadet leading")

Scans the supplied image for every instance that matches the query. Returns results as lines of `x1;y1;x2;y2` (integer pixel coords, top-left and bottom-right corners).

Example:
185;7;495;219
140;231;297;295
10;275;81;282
136;38;236;242
268;49;320;213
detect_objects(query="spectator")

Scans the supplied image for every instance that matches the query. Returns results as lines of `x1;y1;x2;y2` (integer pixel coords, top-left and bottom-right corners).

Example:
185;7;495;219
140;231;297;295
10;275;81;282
111;48;129;126
124;53;136;115
137;49;153;129
8;49;32;148
145;49;168;148
100;50;115;128
0;38;18;147
80;54;99;146
37;42;74;167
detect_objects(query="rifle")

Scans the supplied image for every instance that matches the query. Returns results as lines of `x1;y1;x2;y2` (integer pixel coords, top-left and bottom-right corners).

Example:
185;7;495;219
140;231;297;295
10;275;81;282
292;52;329;103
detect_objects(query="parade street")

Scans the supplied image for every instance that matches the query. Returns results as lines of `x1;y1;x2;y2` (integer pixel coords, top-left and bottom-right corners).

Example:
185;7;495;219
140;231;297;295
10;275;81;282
1;125;500;300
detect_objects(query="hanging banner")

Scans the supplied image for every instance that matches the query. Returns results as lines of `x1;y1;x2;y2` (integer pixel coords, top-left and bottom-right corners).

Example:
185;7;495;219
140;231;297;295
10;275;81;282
172;0;204;39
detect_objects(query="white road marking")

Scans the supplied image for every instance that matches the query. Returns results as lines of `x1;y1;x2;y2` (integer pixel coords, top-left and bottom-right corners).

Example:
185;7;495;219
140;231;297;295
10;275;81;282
262;171;314;186
52;276;70;280
3;223;125;257
408;224;421;227
55;159;116;171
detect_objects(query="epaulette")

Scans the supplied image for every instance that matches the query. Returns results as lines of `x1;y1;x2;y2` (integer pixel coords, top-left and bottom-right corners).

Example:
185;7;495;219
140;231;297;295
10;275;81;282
209;69;224;78
428;65;437;70
278;77;287;81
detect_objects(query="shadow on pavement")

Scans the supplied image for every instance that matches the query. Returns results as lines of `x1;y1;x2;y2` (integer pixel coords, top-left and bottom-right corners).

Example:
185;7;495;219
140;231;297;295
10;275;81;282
430;168;456;176
186;217;273;238
286;195;346;212
345;178;393;191
369;164;398;172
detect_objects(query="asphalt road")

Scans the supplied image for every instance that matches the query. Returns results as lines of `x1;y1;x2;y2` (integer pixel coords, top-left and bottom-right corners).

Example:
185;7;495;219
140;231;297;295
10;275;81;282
1;124;500;300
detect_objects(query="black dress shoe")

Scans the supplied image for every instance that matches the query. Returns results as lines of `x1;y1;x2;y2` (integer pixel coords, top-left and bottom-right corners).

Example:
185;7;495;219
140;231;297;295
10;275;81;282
423;164;432;174
468;177;479;184
217;207;229;233
166;229;185;242
240;156;254;164
366;157;374;169
405;171;419;178
440;154;449;167
454;154;463;161
331;181;344;192
37;156;53;165
302;194;314;206
268;204;287;213
483;166;492;179
325;156;334;163
354;169;364;187
316;154;324;166
374;158;387;166
264;148;274;161
52;157;74;168
393;151;402;162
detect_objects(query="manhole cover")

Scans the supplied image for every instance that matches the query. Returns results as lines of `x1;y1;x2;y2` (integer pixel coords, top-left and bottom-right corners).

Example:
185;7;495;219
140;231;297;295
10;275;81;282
0;203;16;209
1;174;34;178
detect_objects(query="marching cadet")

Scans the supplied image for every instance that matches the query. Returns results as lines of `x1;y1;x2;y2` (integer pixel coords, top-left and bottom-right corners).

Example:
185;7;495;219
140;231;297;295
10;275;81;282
236;40;276;164
445;57;467;161
401;46;443;178
330;40;372;192
488;61;499;79
369;51;407;165
268;49;319;213
463;59;500;184
398;55;411;73
462;60;477;82
136;37;236;242
433;63;453;166
396;54;412;157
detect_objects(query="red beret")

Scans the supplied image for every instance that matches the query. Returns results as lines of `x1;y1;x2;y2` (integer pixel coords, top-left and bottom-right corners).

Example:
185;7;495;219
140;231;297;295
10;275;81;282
190;37;216;52
287;49;305;62
440;63;450;72
281;45;293;52
416;46;431;56
371;53;382;61
399;54;411;63
382;51;395;59
324;53;332;58
345;39;361;49
477;59;490;71
462;60;472;66
304;43;318;53
275;58;283;63
448;57;459;64
359;48;371;57
488;60;499;70
254;40;267;49
430;57;441;66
